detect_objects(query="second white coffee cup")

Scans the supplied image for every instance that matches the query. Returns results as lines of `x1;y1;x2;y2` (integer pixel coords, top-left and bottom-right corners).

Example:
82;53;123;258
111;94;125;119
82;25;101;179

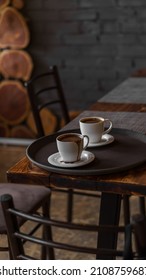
79;117;113;143
56;133;89;163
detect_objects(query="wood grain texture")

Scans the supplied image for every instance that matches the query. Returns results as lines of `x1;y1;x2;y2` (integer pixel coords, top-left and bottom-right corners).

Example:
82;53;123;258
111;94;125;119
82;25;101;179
0;80;30;125
0;49;33;81
0;7;30;49
89;102;146;112
0;0;10;10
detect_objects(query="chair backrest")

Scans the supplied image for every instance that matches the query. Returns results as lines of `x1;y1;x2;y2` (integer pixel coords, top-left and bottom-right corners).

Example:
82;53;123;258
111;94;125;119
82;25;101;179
1;194;127;260
25;65;70;138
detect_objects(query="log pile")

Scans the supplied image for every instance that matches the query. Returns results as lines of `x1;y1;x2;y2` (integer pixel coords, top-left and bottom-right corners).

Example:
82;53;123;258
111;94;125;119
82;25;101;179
0;6;30;49
0;1;80;139
0;1;32;138
0;0;58;139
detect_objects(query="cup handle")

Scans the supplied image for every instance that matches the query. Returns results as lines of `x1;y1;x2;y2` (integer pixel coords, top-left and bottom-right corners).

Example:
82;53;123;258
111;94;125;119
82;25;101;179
83;135;89;149
103;119;113;135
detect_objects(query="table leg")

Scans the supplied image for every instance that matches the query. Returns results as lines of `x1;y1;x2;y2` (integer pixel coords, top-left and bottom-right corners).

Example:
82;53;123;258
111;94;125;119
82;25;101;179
96;192;122;259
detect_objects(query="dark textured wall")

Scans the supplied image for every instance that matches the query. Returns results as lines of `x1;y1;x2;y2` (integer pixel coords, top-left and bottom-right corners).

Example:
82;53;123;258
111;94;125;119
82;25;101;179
23;0;146;110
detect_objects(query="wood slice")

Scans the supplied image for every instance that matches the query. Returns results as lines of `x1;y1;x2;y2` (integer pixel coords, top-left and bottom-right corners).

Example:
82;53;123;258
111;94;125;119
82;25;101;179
11;0;24;10
0;121;9;136
0;7;30;49
0;80;30;125
27;108;58;136
0;49;33;80
0;0;10;10
10;124;35;138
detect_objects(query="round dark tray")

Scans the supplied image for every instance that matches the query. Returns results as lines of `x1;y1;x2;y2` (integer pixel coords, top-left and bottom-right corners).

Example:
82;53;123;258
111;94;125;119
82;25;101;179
26;128;146;175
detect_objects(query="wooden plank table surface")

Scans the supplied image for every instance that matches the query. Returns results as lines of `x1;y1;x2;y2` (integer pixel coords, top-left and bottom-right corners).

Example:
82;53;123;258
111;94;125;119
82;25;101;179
6;78;146;259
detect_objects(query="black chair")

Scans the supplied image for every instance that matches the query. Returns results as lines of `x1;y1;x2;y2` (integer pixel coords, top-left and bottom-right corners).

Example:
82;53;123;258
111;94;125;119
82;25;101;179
25;65;70;138
1;193;130;260
25;65;101;224
0;183;53;259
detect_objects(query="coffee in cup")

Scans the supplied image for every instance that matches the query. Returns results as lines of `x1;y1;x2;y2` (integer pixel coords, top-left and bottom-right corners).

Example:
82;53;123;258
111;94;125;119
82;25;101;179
79;117;112;143
56;133;89;163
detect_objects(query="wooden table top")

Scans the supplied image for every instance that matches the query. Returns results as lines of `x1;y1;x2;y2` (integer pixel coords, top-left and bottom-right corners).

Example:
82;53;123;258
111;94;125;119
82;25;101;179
7;101;146;197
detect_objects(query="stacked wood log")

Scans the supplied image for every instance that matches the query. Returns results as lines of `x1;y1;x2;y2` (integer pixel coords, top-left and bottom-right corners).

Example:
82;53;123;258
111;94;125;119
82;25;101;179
0;1;80;139
0;0;58;139
0;1;31;138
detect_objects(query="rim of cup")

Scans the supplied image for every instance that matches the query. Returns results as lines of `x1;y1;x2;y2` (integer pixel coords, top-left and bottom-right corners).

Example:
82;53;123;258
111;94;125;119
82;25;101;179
57;132;84;141
80;116;105;123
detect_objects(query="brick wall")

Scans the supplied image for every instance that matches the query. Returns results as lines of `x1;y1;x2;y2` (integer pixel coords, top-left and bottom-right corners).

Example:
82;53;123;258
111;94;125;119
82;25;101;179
23;0;146;110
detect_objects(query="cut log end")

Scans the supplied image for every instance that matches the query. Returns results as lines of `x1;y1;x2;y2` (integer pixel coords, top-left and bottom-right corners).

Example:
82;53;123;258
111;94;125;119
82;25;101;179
0;7;30;49
27;108;58;136
0;80;30;125
11;0;24;10
10;124;35;139
0;122;9;137
60;110;81;128
0;49;33;81
0;0;10;10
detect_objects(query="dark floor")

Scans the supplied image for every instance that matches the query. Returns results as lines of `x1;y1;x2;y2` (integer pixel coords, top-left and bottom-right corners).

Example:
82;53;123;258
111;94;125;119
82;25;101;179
0;144;139;259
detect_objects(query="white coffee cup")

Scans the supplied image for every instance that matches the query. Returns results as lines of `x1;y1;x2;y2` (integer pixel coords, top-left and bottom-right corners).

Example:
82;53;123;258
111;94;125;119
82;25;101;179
79;117;113;143
56;133;89;163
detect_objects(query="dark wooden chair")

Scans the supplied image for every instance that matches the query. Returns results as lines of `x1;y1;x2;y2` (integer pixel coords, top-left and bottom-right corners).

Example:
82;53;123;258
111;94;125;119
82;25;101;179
0;183;53;259
25;65;70;138
25;65;101;224
1;193;130;260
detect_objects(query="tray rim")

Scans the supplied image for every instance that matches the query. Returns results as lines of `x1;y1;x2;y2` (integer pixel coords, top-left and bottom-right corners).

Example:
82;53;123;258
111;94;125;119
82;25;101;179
26;128;146;176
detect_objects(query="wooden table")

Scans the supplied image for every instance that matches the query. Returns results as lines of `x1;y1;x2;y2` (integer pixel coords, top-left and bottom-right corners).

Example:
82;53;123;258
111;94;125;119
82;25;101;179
7;78;146;259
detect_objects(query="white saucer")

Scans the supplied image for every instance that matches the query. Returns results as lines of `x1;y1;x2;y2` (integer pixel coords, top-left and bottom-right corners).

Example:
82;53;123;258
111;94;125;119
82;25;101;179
48;151;95;168
88;134;114;147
